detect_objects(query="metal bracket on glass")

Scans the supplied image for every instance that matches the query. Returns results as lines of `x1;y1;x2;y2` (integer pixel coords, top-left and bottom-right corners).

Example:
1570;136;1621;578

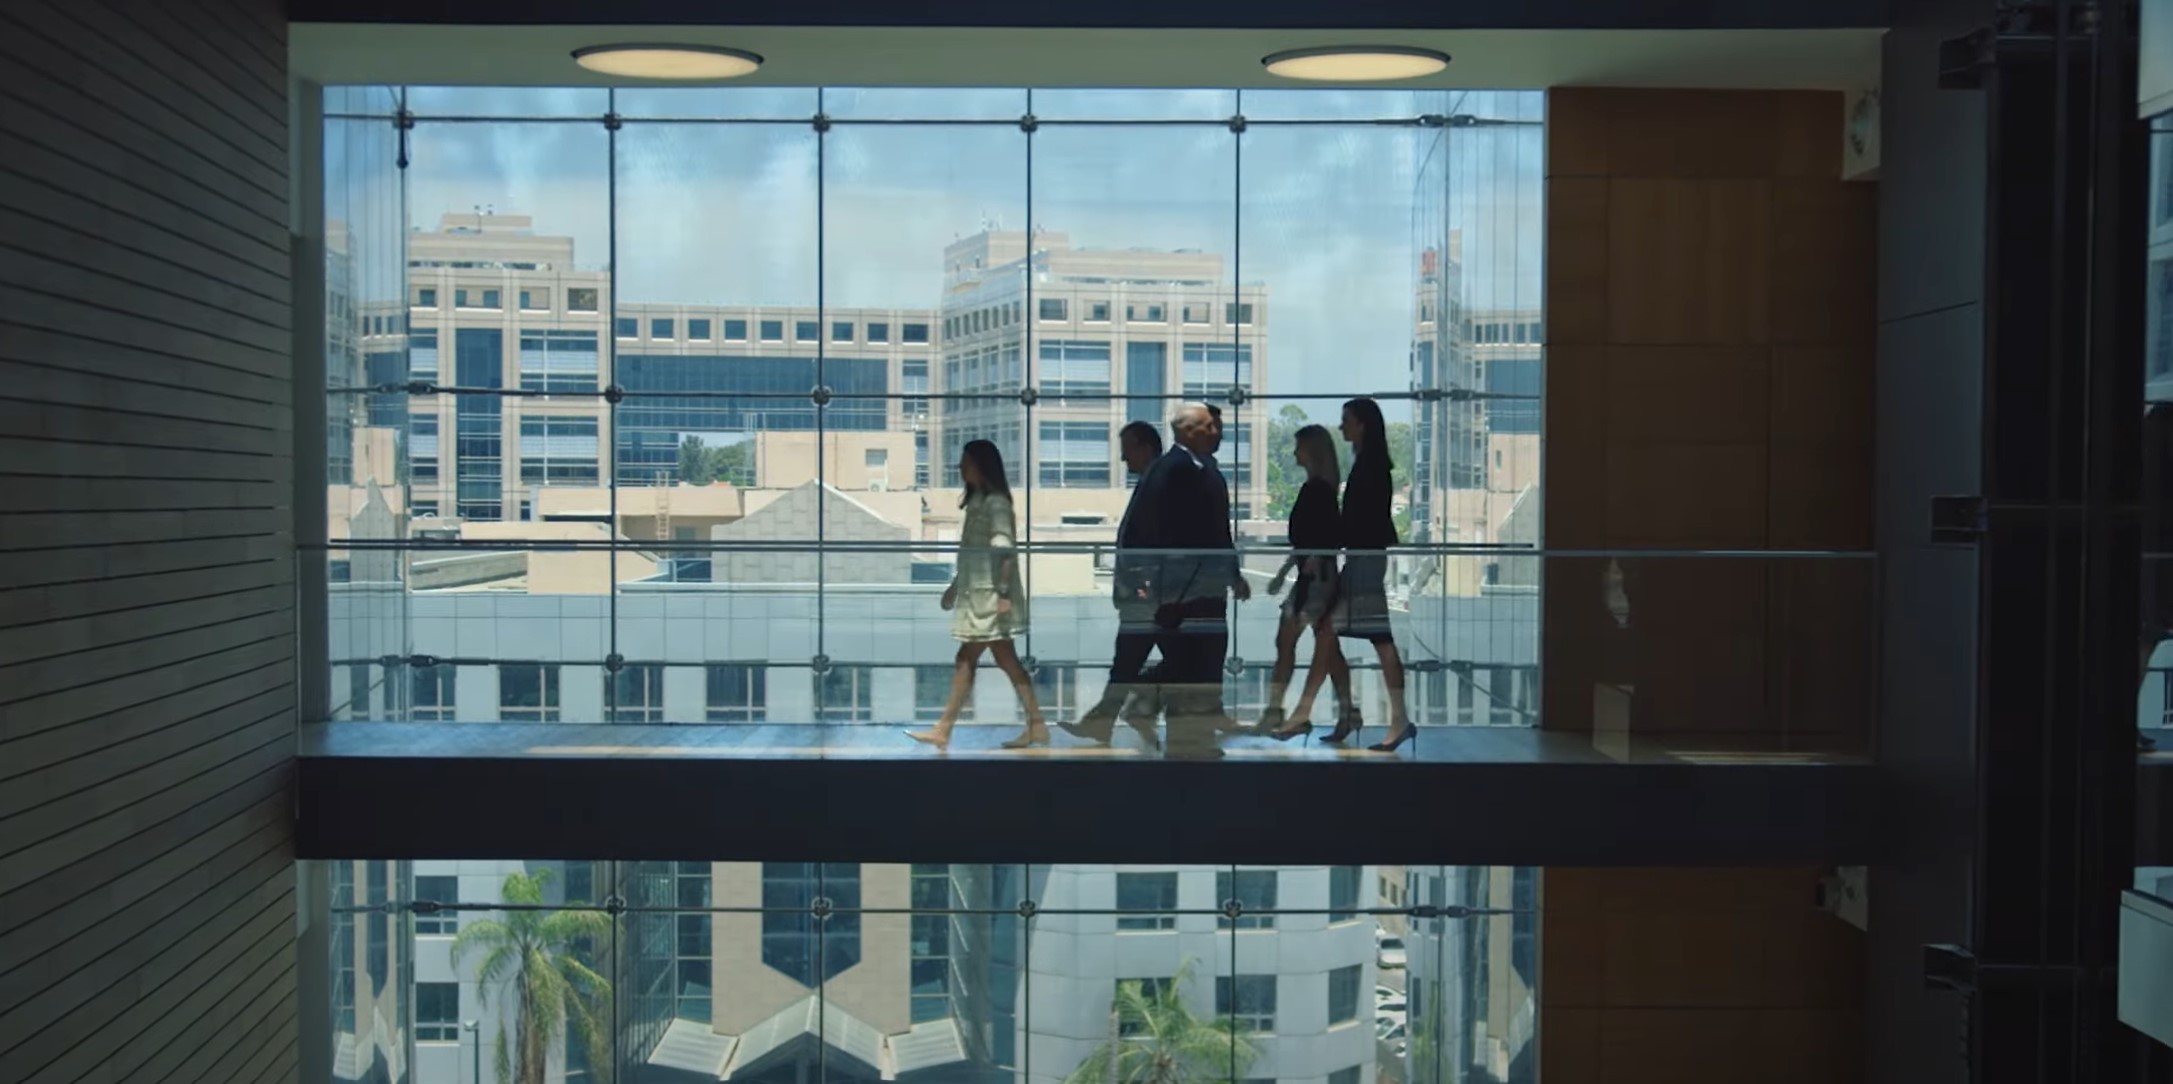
810;896;833;918
1221;898;1244;921
394;108;414;169
602;111;623;132
603;894;627;916
1227;114;1247;134
603;383;626;405
811;653;832;676
393;653;442;670
1022;654;1040;675
1417;113;1449;128
1224;656;1244;676
408;898;448;916
1018;113;1039;134
1407;658;1445;673
375;380;440;396
812;112;832;134
1018;386;1039;406
1225;385;1249;407
1408;904;1474;920
810;384;833;407
1016;898;1039;919
604;653;624;674
1409;387;1447;403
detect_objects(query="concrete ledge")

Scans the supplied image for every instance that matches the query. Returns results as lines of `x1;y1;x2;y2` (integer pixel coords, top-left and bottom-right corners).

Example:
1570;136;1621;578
298;723;1886;865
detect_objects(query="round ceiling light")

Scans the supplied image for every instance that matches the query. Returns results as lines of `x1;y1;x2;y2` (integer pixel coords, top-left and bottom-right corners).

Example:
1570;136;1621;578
1261;45;1450;82
572;44;764;80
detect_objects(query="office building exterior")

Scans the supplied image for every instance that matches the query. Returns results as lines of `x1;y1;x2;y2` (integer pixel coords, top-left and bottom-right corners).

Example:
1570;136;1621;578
934;230;1270;517
391;215;1266;525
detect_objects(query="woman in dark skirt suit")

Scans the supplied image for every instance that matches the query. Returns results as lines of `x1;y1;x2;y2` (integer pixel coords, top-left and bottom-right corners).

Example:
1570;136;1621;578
1334;397;1416;752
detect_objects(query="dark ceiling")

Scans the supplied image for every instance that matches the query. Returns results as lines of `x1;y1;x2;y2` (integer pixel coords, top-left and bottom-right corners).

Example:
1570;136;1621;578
286;0;1889;31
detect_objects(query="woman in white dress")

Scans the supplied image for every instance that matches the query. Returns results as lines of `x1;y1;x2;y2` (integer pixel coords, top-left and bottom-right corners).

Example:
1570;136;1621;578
907;440;1049;750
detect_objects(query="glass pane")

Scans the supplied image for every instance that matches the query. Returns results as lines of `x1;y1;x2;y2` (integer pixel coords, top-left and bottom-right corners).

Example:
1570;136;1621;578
403;86;608;118
824;86;1028;120
1239;87;1432;122
612;86;819;120
325;103;409;722
317;860;1534;1084
613;121;822;693
1030;88;1238;121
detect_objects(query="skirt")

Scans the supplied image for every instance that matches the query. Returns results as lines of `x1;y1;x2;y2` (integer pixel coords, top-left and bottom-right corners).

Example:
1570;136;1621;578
1281;561;1339;625
951;585;1028;642
1333;554;1394;642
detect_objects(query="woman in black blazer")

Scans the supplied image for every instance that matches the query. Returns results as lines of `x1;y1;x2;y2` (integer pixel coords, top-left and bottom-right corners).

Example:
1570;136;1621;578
1334;397;1416;752
1260;424;1355;738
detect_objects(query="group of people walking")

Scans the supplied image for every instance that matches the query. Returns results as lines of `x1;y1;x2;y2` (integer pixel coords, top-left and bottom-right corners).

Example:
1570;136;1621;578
905;397;1416;759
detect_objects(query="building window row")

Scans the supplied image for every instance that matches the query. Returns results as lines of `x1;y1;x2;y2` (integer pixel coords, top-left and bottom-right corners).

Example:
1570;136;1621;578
947;301;1022;340
614;316;930;346
1027;298;1255;326
416;285;601;313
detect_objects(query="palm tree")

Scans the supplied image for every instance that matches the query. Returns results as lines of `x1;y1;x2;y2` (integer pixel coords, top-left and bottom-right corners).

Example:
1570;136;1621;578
1064;958;1258;1084
450;869;614;1084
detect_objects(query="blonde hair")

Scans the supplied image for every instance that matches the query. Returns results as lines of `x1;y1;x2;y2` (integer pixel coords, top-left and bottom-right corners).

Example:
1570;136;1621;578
1295;423;1341;487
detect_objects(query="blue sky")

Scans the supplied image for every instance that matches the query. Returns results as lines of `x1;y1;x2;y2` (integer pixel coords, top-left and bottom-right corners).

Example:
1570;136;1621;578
334;87;1542;415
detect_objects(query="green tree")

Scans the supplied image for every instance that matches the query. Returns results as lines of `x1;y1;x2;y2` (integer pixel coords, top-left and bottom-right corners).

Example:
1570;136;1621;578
709;438;753;486
450;869;614;1084
1386;420;1417;539
676;434;753;486
1064;958;1258;1084
1263;403;1312;520
677;434;716;486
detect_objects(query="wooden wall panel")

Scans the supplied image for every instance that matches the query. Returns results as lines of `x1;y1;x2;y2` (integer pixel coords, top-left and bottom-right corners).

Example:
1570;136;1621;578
1540;867;1865;1084
0;2;295;1083
1542;88;1877;744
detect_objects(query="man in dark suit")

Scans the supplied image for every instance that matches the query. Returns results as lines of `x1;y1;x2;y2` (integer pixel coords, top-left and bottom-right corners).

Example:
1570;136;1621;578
1060;420;1166;747
1128;402;1250;757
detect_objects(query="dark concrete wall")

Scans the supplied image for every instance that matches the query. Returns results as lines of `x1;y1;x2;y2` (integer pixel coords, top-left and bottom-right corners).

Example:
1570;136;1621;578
0;2;298;1081
1868;1;1996;1082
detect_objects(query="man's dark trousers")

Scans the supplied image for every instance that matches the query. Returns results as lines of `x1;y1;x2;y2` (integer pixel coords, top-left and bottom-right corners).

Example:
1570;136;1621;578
1158;598;1228;752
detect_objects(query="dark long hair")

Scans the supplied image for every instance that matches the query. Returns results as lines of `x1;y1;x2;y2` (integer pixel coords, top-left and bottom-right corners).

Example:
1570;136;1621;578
1342;397;1392;472
958;439;1012;508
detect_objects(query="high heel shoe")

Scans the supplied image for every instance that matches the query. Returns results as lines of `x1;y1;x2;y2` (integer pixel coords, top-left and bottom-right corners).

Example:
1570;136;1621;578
905;727;952;750
1268;719;1313;743
1367;723;1418;753
1001;722;1051;749
1320;708;1363;744
1253;706;1287;737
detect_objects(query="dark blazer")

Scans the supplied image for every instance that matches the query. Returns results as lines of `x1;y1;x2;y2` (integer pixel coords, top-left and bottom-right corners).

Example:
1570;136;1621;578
1129;445;1238;605
1341;450;1400;552
1111;475;1155;607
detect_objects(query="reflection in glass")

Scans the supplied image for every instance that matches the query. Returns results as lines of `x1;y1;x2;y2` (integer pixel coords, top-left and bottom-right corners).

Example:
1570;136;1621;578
317;861;1531;1084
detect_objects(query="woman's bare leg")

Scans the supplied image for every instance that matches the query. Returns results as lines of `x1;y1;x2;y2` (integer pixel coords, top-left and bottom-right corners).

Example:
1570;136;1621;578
908;642;984;748
989;639;1049;747
1264;615;1304;715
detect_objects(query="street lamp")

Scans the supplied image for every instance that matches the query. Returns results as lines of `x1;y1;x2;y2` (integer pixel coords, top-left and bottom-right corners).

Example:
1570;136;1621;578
462;1019;481;1084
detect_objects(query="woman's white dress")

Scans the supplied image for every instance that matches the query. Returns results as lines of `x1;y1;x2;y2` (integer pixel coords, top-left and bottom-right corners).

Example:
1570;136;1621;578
952;493;1028;642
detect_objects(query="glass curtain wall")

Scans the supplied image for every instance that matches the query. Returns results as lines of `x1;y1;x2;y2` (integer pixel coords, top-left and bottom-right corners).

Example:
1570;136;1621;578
324;85;412;724
322;87;1544;727
325;860;1536;1084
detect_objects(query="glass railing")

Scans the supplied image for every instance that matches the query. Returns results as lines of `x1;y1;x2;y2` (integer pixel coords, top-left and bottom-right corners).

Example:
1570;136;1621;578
324;544;1874;754
319;860;1534;1084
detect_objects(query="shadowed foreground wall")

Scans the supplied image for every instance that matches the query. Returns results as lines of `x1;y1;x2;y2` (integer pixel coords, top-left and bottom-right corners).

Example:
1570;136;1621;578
1542;86;1878;752
0;1;298;1081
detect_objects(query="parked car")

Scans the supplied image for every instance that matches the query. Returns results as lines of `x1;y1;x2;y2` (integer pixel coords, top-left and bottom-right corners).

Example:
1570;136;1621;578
1377;935;1407;970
